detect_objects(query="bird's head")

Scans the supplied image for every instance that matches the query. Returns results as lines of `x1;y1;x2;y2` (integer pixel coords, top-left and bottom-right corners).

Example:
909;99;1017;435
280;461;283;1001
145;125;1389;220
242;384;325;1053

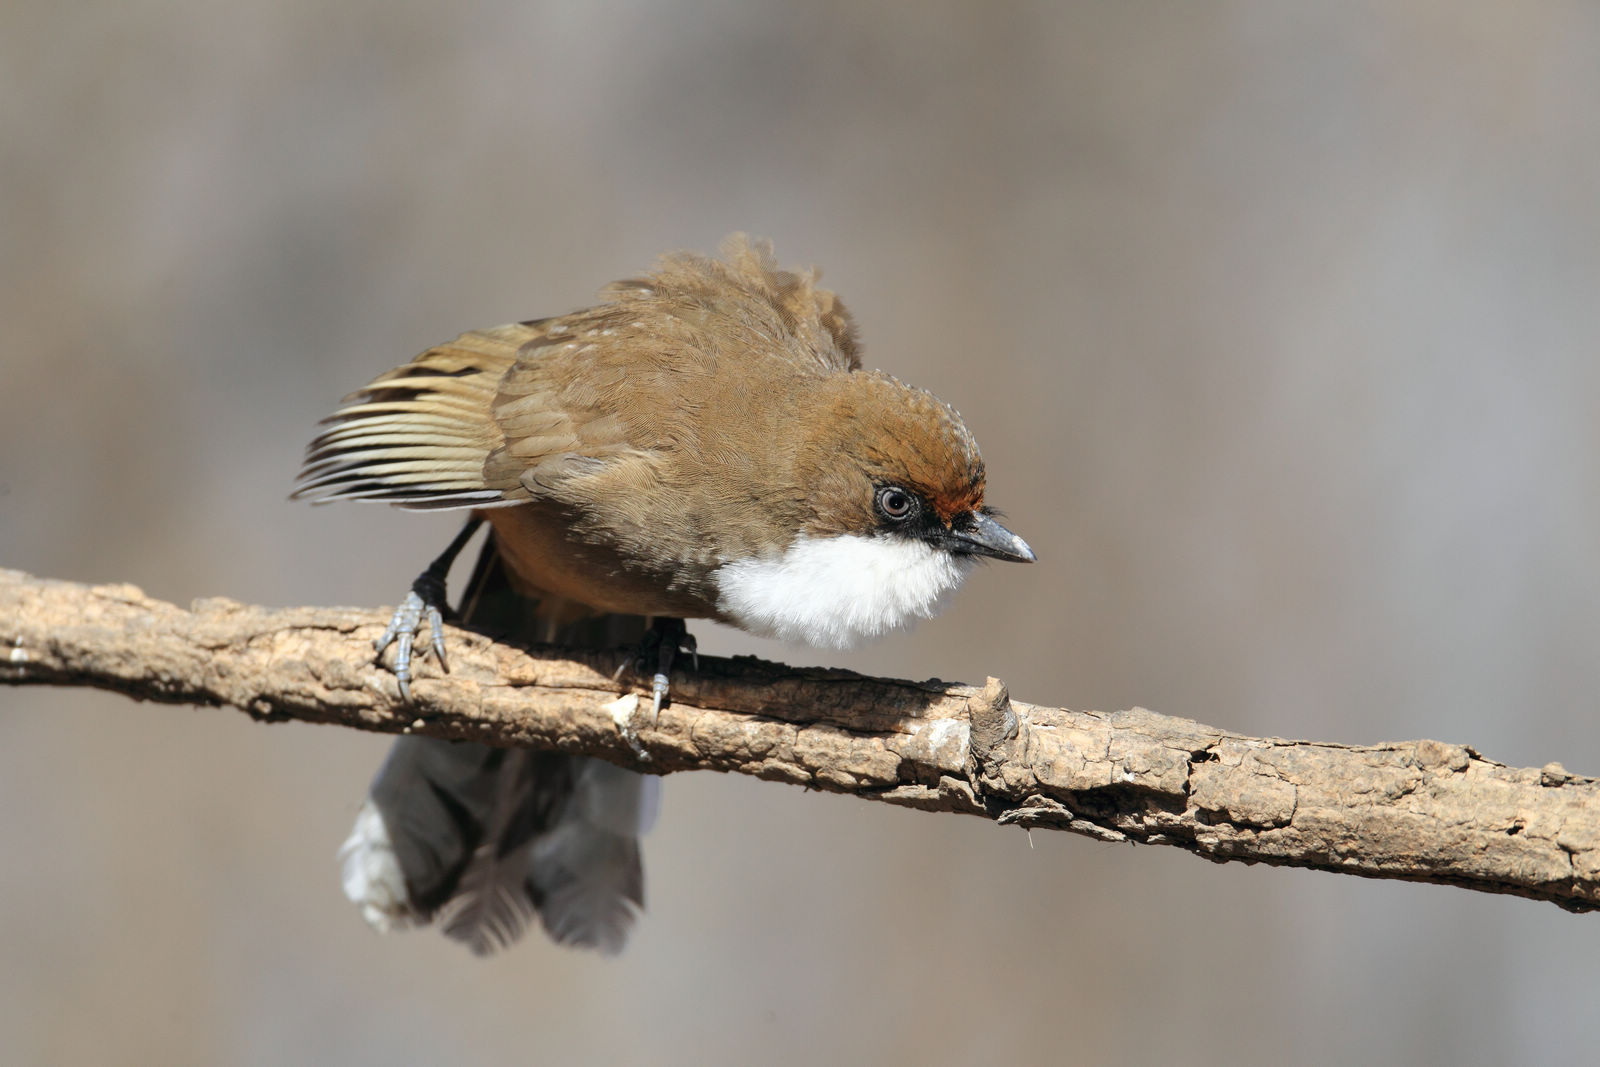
714;371;1034;649
796;371;1035;563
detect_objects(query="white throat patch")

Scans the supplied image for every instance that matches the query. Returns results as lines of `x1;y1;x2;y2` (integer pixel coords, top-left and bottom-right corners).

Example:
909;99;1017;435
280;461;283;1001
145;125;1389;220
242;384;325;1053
715;533;975;649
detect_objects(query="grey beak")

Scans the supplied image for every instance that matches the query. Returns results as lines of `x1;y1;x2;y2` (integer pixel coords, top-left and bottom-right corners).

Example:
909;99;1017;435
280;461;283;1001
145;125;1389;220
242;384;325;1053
946;511;1036;563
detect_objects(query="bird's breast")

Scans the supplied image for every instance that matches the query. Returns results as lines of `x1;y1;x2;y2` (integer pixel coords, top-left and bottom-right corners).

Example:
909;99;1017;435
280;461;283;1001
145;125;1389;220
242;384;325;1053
483;504;720;619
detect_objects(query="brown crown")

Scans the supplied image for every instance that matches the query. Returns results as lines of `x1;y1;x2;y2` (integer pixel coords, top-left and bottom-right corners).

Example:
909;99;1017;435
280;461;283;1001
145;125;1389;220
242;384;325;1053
799;371;987;535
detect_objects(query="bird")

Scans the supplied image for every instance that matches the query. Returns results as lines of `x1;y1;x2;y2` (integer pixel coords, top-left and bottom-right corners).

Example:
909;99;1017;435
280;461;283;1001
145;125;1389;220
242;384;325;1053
293;235;1034;956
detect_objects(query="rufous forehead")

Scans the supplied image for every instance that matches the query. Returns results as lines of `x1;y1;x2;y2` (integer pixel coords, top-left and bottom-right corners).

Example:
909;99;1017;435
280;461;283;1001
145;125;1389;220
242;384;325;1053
902;447;985;524
927;476;985;523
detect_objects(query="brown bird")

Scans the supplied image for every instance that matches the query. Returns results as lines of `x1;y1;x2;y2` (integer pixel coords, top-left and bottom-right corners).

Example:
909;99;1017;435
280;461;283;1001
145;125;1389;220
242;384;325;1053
295;236;1033;954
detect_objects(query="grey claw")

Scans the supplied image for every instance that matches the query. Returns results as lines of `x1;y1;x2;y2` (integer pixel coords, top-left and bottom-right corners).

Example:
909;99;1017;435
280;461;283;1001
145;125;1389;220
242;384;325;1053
395;629;416;694
368;519;482;704
426;604;448;670
651;673;670;724
630;619;696;721
376;590;441;702
377;592;424;649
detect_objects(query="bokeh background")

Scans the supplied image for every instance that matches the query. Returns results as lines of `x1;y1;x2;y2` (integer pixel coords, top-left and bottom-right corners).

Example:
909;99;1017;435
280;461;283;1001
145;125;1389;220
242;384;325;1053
5;3;1600;1064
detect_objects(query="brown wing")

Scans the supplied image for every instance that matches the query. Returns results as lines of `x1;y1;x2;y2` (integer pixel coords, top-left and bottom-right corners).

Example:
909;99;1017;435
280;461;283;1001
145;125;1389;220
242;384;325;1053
292;323;542;510
296;235;860;515
483;234;862;500
624;233;861;377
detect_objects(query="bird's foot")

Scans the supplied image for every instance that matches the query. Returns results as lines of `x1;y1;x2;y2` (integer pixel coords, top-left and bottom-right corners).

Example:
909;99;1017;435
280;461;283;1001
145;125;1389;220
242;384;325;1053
628;617;697;722
374;572;450;702
372;517;483;701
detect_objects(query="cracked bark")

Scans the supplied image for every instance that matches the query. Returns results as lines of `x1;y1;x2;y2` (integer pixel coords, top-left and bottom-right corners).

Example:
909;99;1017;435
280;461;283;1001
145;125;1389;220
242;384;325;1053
4;567;1598;913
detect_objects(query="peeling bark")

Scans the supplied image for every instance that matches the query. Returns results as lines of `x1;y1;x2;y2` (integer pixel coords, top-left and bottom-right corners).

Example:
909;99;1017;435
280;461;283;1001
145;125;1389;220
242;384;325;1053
3;568;1597;912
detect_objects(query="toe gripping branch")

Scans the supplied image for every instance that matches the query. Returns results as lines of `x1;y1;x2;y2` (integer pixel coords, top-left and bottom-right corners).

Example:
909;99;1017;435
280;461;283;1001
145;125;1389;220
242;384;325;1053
643;617;698;721
373;517;484;701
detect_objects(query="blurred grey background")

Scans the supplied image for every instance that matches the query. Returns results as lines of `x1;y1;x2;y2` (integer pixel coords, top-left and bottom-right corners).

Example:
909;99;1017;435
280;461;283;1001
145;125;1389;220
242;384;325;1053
4;2;1600;1064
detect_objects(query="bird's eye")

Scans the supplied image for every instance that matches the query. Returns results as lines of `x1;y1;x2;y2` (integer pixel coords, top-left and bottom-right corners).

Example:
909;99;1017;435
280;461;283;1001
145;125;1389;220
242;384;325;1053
876;486;914;521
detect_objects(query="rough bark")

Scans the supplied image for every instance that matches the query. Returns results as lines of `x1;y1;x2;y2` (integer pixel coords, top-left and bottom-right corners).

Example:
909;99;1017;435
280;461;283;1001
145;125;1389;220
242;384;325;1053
3;567;1597;913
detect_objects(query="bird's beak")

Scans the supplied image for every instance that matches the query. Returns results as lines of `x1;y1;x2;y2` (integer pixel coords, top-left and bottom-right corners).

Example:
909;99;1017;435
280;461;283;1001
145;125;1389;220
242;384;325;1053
944;511;1036;563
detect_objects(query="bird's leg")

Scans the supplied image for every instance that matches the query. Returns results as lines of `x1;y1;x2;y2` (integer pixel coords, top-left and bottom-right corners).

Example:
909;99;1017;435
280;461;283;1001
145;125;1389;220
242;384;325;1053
636;617;697;722
374;516;484;700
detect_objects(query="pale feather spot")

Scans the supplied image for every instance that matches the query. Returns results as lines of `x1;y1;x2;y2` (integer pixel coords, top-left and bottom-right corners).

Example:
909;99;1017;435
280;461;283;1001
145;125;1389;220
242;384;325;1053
606;692;640;730
338;801;416;934
715;533;974;649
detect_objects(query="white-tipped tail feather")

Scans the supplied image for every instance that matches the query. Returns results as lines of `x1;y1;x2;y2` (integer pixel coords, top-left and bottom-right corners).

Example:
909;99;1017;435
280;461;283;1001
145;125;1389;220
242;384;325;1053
339;800;419;934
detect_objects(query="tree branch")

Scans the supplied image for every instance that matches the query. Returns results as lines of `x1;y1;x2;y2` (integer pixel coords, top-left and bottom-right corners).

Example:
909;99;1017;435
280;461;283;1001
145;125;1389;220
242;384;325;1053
4;567;1597;913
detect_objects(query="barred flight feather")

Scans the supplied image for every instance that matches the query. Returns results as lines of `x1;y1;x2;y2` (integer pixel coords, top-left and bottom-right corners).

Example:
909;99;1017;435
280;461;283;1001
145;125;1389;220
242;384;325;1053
292;324;544;509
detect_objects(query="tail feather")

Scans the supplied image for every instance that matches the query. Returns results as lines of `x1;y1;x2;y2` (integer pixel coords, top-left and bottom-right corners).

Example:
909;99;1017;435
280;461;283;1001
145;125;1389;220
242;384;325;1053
530;827;643;955
338;800;417;934
429;748;564;957
526;760;660;955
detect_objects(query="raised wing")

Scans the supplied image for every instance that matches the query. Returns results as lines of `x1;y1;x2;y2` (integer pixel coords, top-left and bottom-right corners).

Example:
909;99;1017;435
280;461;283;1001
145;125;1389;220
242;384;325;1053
294;235;860;512
292;323;541;510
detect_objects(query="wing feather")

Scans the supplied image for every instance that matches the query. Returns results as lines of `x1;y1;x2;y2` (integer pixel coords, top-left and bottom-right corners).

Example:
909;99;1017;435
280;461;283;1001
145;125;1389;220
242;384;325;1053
295;236;861;513
292;324;543;509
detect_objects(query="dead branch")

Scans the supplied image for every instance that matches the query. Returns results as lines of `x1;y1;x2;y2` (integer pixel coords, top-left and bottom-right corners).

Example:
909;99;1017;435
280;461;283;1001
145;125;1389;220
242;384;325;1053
3;567;1597;912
